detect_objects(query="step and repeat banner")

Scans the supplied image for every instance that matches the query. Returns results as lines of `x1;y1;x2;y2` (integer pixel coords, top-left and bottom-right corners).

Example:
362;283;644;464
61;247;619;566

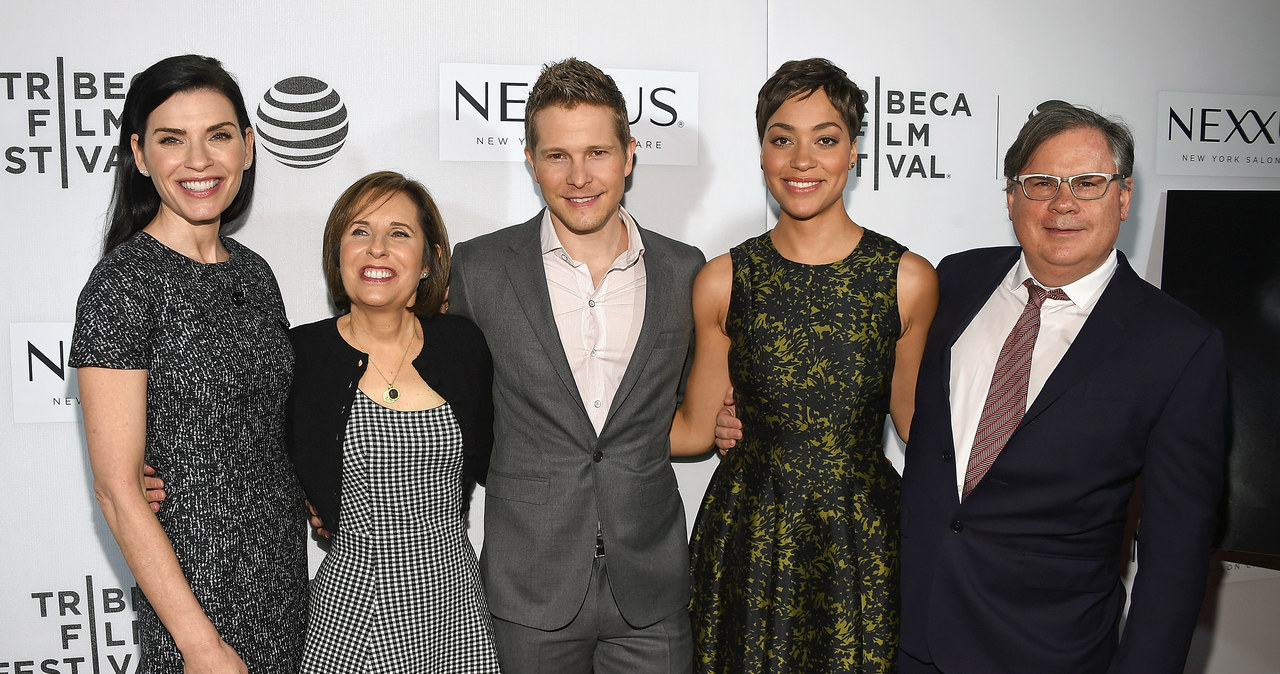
3;0;1277;670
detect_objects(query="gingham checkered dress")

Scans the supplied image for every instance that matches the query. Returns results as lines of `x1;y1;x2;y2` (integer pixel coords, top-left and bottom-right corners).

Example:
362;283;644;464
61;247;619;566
301;391;500;672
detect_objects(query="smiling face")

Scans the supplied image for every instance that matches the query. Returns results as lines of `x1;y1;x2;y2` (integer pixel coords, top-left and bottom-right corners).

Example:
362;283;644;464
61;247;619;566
525;103;636;238
760;89;857;225
1007;127;1132;287
339;191;428;312
130;89;253;230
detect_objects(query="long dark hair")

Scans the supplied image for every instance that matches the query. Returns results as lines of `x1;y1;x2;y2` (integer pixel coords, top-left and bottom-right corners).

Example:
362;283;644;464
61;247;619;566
103;54;256;255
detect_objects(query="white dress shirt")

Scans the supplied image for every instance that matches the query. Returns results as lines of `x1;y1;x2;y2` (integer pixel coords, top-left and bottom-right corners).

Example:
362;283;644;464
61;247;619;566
949;250;1118;497
541;207;647;436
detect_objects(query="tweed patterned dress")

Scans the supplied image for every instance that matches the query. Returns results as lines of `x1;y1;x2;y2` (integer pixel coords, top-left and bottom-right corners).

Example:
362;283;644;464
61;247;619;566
70;232;308;672
301;392;500;672
689;229;905;673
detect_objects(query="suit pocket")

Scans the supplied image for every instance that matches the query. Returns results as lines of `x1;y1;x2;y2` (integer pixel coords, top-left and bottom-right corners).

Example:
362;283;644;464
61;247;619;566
485;470;549;505
1019;550;1114;593
639;471;679;507
651;329;687;350
1083;379;1145;402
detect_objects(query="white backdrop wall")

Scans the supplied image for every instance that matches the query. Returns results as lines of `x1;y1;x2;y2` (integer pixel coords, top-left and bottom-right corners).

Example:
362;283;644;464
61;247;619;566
2;1;1276;670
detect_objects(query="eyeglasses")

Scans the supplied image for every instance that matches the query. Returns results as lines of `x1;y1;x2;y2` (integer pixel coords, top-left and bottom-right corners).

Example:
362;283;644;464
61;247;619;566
1009;173;1125;201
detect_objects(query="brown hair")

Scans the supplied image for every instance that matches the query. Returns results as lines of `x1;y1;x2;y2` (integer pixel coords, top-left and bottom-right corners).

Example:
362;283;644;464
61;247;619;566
756;58;866;143
524;57;631;151
1003;102;1134;190
321;171;450;317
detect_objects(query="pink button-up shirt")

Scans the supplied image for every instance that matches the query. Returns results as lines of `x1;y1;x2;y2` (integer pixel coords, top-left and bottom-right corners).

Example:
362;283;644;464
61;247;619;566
540;207;647;436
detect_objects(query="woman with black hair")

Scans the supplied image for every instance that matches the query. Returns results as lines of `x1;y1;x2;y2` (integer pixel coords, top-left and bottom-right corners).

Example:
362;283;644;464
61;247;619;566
672;58;939;673
71;54;307;673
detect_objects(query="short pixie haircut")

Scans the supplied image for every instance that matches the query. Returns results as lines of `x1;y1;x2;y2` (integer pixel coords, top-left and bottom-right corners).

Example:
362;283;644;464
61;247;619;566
756;58;866;143
321;171;450;317
524;57;631;152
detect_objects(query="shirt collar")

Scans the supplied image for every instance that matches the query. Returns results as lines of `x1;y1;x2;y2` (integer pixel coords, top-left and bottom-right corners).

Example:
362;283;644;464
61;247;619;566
1009;248;1118;311
538;206;646;270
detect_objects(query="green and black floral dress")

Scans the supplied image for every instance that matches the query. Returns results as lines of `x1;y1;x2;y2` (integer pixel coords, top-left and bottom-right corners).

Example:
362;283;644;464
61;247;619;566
690;229;905;673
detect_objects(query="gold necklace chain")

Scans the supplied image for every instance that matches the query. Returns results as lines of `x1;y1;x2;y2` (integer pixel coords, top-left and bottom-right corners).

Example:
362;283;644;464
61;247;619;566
349;319;417;404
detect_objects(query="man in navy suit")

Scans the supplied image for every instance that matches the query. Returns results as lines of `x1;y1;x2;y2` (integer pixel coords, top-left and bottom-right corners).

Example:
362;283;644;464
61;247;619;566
712;103;1226;672
897;104;1227;673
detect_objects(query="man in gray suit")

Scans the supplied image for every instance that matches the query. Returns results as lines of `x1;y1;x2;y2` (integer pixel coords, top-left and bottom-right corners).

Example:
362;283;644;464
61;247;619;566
449;58;703;673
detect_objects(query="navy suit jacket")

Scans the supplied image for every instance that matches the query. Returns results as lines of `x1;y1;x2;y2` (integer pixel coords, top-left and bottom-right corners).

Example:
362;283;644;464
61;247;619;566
900;247;1227;674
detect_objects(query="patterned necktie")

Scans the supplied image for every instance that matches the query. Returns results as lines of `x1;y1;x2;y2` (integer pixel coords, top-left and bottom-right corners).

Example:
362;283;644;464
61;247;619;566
962;279;1070;499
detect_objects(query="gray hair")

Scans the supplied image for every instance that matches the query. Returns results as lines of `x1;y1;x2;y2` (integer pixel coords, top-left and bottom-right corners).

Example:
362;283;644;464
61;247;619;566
1003;102;1134;192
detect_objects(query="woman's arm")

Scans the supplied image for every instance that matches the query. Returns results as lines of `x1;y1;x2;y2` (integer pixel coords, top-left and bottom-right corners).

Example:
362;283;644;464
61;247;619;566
79;366;246;673
887;252;939;443
669;254;734;457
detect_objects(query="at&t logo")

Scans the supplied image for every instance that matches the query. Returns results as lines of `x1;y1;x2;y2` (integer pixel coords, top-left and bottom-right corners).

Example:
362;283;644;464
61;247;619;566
255;76;349;169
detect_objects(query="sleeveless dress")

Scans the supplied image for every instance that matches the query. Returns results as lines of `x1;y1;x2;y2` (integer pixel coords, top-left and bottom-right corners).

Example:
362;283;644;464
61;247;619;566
301;391;500;672
689;229;906;673
70;232;308;672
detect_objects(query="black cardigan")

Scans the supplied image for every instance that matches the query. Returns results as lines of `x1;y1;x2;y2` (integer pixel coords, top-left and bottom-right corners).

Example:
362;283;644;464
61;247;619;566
286;313;494;534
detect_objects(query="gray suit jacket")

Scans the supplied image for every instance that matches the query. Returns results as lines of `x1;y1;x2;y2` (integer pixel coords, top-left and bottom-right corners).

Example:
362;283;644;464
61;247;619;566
450;211;705;630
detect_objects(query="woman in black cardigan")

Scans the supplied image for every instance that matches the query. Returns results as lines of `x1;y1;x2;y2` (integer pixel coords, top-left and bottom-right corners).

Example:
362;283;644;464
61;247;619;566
289;171;500;671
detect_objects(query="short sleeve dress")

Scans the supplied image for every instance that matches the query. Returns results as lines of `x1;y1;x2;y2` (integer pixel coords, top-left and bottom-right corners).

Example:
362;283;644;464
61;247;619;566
70;232;308;673
689;229;906;673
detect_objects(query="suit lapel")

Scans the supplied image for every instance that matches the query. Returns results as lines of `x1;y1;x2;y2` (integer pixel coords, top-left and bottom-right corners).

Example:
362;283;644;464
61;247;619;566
940;250;1019;350
934;248;1020;415
1022;253;1146;423
936;248;1019;505
503;214;589;415
601;226;669;432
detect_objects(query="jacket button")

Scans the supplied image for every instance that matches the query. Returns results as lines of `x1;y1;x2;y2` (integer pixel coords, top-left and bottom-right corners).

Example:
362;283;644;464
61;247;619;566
592;450;603;463
950;519;964;533
941;450;954;462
